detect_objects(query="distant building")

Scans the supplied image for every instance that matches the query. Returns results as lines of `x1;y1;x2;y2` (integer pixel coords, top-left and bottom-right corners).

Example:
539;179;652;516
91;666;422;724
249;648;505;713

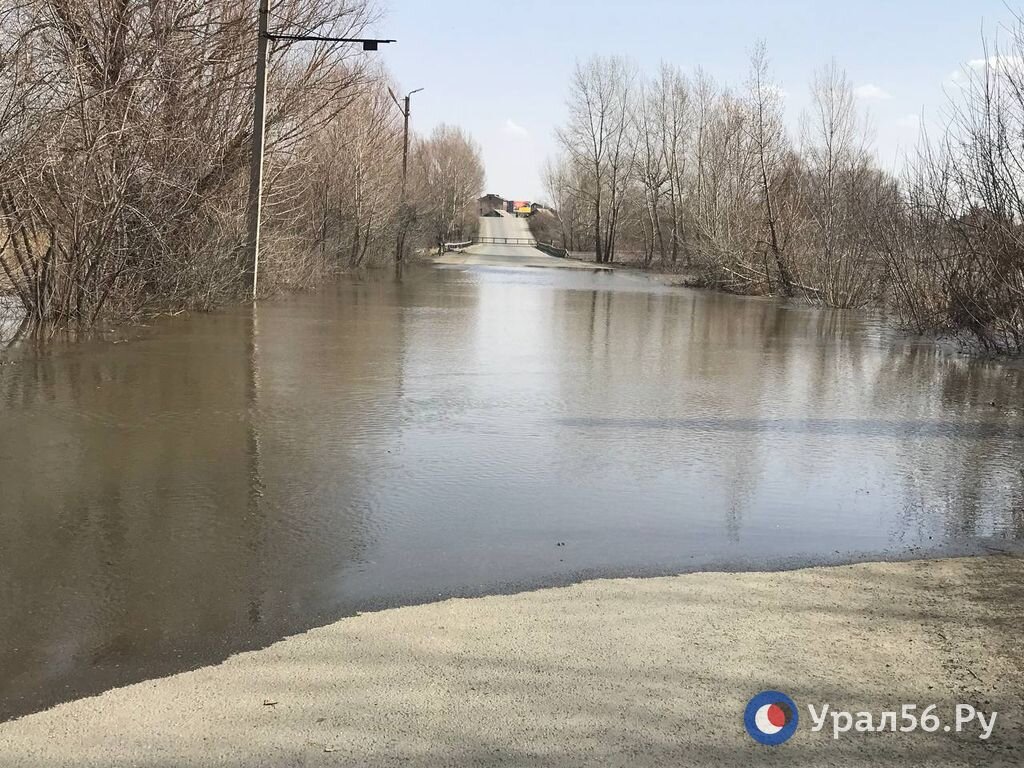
478;194;505;216
506;200;532;217
482;196;539;217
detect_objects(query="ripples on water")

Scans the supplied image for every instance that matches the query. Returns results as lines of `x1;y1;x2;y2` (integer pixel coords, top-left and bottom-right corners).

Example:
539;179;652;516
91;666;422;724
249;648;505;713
1;266;1023;719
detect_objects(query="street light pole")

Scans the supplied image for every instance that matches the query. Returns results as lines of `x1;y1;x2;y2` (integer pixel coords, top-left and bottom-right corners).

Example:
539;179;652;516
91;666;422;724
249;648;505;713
401;93;410;191
388;87;422;263
245;0;271;300
245;9;394;299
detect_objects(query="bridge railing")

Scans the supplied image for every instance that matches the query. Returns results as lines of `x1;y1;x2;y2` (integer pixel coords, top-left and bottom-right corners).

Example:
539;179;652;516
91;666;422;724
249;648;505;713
474;236;537;246
535;242;569;259
442;237;568;256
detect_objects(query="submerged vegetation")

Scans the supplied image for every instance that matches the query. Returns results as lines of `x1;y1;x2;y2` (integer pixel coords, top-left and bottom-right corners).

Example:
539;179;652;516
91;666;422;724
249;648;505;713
546;28;1024;355
0;0;484;337
0;2;1022;356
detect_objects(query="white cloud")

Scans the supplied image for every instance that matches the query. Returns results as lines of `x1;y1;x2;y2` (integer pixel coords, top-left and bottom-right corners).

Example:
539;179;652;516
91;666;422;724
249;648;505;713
854;83;892;100
895;114;920;129
947;55;1024;87
503;119;529;138
968;54;1024;72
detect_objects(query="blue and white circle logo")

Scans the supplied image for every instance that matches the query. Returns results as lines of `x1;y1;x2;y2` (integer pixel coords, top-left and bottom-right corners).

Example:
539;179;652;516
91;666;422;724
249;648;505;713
744;690;799;745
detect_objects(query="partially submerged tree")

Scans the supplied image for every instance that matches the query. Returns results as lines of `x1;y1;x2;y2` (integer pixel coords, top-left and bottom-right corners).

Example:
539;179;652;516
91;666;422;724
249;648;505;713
545;47;894;304
884;33;1024;353
542;31;1021;352
798;60;886;307
0;0;484;336
409;124;485;249
745;42;796;295
556;55;636;264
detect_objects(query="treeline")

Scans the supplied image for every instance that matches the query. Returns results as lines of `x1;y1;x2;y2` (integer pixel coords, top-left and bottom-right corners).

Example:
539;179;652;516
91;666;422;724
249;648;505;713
0;0;483;333
546;35;1024;354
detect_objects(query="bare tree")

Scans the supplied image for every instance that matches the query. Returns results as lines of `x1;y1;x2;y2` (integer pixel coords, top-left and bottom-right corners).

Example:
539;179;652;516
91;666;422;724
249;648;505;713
542;155;586;251
798;60;882;306
634;74;669;265
409;124;485;249
0;0;401;332
656;63;692;264
884;28;1024;352
556;55;636;264
306;68;403;270
745;42;795;294
540;15;1020;353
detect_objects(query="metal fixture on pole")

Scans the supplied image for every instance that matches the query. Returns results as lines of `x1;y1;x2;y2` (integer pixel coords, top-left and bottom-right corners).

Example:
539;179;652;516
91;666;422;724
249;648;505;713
246;4;395;299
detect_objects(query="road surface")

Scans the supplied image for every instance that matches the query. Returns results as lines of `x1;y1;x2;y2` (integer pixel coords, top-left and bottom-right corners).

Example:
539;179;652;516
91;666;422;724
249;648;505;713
1;555;1021;766
435;214;610;270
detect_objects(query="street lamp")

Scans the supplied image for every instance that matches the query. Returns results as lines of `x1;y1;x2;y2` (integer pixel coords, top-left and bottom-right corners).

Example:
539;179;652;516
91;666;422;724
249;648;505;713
246;0;395;299
387;87;423;263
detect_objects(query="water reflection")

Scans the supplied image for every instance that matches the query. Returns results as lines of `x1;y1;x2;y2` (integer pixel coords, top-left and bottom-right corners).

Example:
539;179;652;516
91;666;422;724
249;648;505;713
0;285;404;719
1;267;1022;720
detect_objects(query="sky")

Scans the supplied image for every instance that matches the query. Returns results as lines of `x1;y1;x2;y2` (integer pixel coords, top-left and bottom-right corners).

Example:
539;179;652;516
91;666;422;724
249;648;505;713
377;0;1022;202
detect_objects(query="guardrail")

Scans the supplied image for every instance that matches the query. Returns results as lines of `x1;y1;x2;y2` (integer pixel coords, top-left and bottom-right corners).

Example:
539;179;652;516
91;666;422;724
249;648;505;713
442;237;568;257
535;242;569;258
474;236;537;246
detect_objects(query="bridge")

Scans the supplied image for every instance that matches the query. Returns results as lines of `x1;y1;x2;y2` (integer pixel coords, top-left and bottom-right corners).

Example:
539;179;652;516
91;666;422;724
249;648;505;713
471;236;539;247
436;214;610;271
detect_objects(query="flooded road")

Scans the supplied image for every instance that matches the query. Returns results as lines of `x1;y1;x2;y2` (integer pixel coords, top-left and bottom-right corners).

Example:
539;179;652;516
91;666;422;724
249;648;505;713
2;266;1023;720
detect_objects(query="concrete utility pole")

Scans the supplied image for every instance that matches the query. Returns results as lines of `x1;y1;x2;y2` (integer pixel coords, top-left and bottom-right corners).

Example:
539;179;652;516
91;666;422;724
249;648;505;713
389;87;423;263
401;94;411;187
245;7;394;299
245;0;271;300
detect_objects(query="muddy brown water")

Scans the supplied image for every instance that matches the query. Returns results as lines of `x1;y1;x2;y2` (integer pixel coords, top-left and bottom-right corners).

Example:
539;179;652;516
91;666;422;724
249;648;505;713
2;266;1023;721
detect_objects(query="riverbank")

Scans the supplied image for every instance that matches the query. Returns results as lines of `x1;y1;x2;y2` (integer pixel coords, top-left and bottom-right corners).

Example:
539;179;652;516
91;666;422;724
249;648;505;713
2;555;1021;767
